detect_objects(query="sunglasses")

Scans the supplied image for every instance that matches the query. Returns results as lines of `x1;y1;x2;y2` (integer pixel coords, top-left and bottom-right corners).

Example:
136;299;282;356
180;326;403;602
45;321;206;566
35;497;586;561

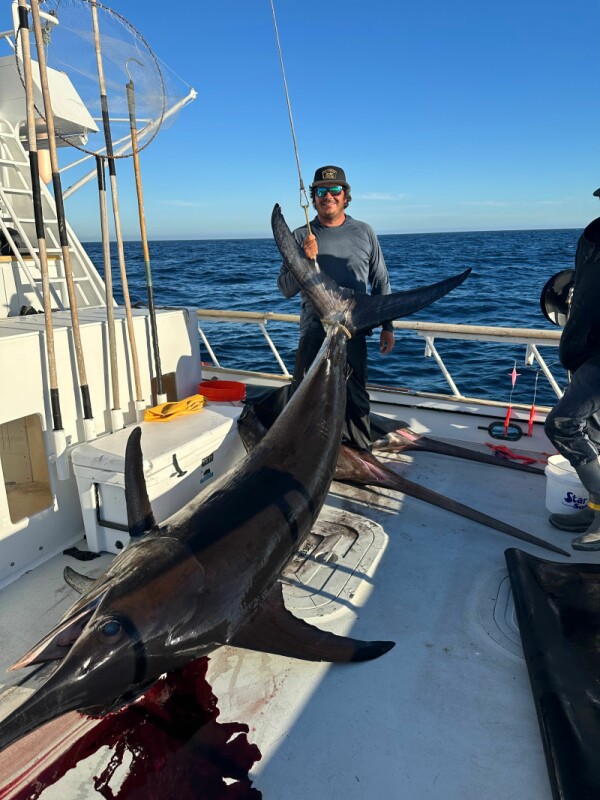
316;185;344;198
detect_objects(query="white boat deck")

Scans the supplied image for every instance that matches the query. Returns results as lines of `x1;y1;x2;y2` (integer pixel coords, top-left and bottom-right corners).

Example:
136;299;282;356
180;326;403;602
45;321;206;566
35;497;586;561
0;436;591;799
207;449;583;800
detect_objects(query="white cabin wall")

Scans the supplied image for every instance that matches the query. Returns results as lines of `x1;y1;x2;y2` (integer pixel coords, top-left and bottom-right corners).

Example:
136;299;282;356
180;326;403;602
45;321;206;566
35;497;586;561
0;306;202;586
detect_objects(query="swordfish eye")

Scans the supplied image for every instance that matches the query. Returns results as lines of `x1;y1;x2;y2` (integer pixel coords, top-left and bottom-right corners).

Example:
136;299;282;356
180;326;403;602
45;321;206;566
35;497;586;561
96;617;124;645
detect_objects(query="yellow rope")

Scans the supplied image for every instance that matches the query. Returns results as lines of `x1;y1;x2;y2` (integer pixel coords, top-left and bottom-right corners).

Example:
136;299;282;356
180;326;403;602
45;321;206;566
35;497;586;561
322;320;352;339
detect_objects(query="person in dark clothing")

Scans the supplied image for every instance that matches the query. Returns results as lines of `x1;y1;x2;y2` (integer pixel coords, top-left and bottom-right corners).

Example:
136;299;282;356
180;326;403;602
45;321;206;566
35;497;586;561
277;165;395;450
545;216;600;550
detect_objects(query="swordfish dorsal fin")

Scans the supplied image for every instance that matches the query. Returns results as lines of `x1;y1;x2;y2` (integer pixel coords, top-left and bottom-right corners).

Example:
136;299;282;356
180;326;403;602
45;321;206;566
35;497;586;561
228;582;395;662
125;426;157;538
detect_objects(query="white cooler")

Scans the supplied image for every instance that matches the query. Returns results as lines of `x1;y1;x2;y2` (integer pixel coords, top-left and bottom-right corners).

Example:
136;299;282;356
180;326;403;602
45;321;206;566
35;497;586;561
71;404;247;554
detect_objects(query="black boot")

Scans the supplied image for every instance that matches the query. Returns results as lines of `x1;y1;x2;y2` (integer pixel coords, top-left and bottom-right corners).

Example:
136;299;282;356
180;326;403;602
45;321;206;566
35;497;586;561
571;498;600;550
549;507;595;533
570;458;600;551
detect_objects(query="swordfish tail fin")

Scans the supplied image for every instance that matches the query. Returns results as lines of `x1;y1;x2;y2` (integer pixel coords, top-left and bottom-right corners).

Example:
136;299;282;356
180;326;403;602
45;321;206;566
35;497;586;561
272;203;471;335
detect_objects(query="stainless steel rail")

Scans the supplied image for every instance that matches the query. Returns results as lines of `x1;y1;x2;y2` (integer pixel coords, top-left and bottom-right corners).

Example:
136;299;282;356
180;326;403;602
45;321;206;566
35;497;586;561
196;308;564;400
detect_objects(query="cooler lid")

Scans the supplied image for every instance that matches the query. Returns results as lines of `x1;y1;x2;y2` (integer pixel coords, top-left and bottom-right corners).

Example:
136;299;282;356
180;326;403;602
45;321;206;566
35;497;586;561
71;405;243;474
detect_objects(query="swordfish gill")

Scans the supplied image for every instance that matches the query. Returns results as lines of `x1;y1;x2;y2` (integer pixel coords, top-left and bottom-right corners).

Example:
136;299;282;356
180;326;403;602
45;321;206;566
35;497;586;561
0;204;470;753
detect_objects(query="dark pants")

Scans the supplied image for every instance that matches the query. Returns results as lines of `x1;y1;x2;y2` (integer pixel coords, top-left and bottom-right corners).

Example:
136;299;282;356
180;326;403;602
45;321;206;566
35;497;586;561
544;356;600;468
290;329;371;450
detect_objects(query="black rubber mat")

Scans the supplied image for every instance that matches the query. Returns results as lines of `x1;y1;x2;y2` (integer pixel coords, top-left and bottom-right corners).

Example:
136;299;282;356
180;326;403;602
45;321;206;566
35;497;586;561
505;547;600;800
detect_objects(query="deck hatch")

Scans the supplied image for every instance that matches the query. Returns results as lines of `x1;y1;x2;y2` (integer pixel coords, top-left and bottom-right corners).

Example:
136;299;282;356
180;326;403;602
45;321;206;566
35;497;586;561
281;505;388;619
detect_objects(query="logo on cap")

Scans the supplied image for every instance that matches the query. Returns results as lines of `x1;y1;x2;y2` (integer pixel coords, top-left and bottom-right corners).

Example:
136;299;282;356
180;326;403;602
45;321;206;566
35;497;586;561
322;168;338;181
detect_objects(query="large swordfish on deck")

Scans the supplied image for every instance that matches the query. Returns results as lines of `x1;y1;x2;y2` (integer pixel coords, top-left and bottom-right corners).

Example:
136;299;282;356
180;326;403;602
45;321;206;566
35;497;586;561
0;205;469;753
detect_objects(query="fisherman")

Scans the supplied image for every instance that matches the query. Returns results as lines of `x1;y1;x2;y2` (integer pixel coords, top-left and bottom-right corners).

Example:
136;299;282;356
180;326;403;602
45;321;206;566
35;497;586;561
277;165;395;450
545;215;600;550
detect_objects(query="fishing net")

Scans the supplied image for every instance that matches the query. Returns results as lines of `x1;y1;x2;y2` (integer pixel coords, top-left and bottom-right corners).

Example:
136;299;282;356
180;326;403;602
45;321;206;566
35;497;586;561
13;0;192;159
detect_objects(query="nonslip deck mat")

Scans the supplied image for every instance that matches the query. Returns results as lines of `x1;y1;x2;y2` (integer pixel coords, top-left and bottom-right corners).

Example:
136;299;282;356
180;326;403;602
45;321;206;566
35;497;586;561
505;548;600;800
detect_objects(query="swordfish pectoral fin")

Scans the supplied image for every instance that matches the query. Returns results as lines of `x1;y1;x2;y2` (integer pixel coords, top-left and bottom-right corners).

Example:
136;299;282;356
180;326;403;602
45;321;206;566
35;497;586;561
63;566;98;594
125;427;158;538
228;582;394;663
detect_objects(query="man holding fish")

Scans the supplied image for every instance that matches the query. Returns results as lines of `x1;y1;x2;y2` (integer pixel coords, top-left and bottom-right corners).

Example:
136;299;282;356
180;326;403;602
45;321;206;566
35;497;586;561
278;165;395;450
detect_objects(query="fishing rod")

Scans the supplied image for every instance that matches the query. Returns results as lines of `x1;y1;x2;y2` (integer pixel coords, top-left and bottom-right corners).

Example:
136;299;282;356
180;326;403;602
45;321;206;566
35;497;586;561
89;0;145;421
16;0;68;479
29;0;96;442
95;154;123;431
269;0;313;238
125;58;165;404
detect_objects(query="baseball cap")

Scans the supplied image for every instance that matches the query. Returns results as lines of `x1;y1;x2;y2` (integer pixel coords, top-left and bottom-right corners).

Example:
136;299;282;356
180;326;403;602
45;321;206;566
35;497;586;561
310;165;349;188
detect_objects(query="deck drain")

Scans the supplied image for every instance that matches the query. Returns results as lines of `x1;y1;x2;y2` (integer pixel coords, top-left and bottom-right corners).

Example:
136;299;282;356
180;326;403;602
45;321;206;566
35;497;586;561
477;571;524;659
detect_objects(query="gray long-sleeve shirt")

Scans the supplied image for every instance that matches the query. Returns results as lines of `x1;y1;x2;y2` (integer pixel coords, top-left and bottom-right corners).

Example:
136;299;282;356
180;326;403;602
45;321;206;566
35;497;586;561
277;214;393;335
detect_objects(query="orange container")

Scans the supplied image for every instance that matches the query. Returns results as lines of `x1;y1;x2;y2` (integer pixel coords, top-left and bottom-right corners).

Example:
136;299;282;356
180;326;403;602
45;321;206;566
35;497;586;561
198;380;246;402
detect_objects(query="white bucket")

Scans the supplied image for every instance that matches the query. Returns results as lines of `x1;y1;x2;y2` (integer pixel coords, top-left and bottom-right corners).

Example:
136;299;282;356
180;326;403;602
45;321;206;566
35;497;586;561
544;454;589;514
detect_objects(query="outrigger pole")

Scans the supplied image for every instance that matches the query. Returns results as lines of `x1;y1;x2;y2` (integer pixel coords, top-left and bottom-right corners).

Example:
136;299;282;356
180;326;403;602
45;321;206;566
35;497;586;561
125;61;165;404
29;0;96;442
89;0;145;421
16;0;68;478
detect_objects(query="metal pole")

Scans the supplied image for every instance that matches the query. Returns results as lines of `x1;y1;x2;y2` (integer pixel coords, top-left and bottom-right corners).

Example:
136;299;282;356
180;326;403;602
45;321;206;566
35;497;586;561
96;155;123;431
126;65;165;404
16;0;68;478
29;0;96;441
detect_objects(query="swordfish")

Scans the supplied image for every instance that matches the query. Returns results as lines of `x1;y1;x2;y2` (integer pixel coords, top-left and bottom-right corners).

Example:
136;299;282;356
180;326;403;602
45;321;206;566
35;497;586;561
0;205;470;754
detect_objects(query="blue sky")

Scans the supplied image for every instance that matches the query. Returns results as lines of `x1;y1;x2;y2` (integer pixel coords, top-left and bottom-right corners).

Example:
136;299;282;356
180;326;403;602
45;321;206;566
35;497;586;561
56;0;600;240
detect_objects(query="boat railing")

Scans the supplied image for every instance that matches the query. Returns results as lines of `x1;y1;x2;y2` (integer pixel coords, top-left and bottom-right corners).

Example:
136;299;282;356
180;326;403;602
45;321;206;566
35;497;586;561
196;308;564;401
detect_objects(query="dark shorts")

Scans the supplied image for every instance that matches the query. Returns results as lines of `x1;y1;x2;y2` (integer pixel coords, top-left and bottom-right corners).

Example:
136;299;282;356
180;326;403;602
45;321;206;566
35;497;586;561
290;328;371;450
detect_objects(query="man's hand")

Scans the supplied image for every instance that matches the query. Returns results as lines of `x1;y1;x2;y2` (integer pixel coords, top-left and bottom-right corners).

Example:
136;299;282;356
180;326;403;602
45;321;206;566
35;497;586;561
303;234;318;261
380;329;395;355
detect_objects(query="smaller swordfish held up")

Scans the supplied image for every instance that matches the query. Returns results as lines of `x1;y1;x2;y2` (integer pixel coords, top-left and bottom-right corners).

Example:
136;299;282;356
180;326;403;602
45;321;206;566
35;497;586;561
237;405;569;559
0;205;470;754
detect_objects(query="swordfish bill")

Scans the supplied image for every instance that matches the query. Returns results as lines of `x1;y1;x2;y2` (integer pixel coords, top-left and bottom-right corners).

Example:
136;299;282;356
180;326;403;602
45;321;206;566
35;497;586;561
271;203;471;334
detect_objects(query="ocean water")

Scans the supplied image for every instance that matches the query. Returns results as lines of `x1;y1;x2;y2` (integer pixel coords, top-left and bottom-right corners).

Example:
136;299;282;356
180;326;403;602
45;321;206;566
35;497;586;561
84;227;578;407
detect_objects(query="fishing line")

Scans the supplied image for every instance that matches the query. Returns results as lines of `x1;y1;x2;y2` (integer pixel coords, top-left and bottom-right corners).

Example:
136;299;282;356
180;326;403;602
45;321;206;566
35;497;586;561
269;0;313;234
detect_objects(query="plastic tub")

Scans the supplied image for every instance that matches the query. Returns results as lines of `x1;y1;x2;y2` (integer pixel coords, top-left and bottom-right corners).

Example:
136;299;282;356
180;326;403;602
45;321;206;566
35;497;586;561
199;380;246;402
544;454;588;514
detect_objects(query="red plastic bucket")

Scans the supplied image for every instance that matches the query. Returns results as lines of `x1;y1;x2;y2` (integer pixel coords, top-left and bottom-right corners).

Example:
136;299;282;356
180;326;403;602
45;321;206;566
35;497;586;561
198;380;246;402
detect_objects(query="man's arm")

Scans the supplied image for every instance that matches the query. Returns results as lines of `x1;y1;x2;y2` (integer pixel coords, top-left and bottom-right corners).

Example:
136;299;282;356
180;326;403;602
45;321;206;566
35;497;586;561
277;262;301;298
367;226;395;338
